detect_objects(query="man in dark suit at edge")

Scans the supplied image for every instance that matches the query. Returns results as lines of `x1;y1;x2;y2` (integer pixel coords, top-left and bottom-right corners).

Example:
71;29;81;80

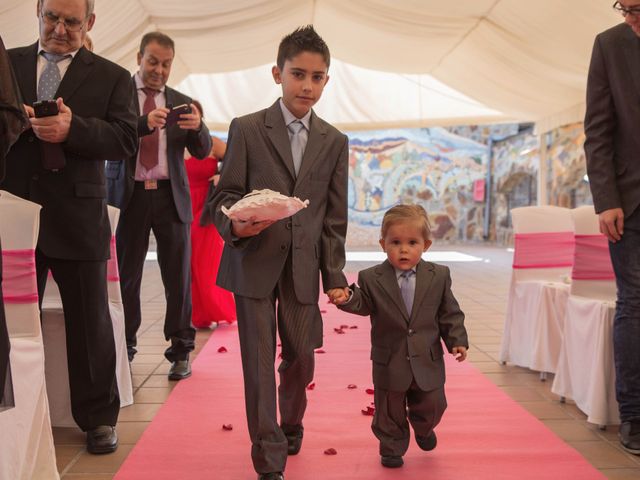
584;0;640;455
0;0;138;453
106;32;211;380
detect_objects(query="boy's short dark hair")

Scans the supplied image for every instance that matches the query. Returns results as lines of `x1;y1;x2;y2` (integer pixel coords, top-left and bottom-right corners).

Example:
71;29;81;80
381;204;432;241
139;31;175;56
277;25;330;71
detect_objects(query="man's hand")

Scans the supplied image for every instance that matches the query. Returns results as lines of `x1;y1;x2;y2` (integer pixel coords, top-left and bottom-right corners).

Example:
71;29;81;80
30;97;71;143
177;103;202;131
231;217;275;238
327;287;350;305
147;107;169;130
452;346;467;362
599;208;624;242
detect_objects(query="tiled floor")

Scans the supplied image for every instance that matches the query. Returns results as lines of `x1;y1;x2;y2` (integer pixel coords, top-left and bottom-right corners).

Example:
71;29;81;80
53;245;640;479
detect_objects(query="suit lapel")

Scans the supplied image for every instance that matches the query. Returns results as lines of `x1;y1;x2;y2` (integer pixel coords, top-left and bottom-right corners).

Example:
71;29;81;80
410;260;435;323
13;43;38;107
375;261;409;322
56;47;93;103
296;110;327;183
623;26;640;99
265;100;296;180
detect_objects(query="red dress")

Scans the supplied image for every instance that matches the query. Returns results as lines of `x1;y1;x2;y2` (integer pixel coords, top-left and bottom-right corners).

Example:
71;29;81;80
185;156;236;327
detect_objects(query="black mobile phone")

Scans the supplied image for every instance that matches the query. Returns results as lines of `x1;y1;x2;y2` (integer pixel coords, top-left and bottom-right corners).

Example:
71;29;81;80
164;103;191;128
33;99;59;118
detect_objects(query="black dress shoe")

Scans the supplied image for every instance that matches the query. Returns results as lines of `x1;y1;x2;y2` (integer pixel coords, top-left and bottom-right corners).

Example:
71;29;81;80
86;425;118;454
416;431;437;451
168;359;191;380
282;424;303;455
258;473;284;480
381;455;403;468
619;421;640;455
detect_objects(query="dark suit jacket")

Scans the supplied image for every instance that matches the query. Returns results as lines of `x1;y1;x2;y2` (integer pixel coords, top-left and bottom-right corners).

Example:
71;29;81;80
202;100;349;304
338;259;468;392
584;23;640;217
1;42;137;261
106;79;211;223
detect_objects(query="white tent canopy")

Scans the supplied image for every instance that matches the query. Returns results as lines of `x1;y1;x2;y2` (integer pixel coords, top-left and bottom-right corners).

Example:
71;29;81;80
0;0;621;131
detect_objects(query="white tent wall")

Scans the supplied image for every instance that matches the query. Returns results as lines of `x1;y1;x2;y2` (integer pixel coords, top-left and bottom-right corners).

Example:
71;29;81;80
0;0;621;132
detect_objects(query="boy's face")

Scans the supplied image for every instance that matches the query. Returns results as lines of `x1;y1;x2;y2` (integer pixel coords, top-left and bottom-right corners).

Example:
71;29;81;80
272;51;329;119
379;221;432;271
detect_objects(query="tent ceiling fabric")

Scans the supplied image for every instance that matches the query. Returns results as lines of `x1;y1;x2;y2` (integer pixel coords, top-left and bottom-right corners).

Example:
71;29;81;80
0;0;620;131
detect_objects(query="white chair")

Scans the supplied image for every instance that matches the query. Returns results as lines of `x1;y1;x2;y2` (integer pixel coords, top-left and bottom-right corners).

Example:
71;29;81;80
0;190;59;480
552;205;619;426
499;206;573;376
42;205;133;427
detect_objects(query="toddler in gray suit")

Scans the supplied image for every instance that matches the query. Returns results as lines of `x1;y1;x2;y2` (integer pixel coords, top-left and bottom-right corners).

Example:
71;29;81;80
332;204;468;468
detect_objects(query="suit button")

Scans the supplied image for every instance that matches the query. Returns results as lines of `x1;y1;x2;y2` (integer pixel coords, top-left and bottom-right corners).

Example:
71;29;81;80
406;355;410;361
408;329;415;337
280;244;287;251
28;136;35;143
286;221;292;229
32;175;39;181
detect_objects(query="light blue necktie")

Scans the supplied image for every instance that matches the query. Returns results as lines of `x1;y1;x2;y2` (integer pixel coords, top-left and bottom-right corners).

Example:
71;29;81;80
287;120;305;176
37;52;69;101
400;270;415;316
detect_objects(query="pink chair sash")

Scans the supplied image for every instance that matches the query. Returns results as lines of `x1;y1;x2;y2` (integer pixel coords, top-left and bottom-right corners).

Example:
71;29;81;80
107;236;120;283
572;234;615;280
2;249;38;304
513;232;574;269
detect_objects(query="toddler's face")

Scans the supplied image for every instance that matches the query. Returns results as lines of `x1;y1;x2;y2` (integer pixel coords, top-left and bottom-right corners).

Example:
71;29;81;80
379;221;431;271
272;51;329;118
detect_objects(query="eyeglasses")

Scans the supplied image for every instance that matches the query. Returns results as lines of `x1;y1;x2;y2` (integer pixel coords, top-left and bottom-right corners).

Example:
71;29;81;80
40;10;87;32
613;1;640;17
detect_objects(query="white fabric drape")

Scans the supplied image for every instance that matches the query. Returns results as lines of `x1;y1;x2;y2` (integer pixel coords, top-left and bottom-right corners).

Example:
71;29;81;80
0;1;621;131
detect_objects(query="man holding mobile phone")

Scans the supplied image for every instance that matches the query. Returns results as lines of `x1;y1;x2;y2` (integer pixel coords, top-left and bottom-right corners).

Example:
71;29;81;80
0;0;138;454
106;32;211;381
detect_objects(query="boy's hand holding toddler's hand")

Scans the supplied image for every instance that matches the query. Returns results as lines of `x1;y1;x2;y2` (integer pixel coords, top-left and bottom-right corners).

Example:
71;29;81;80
327;287;350;305
452;346;467;362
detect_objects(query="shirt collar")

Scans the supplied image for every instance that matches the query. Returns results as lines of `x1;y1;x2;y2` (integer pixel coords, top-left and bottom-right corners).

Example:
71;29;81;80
395;266;417;280
279;98;311;131
135;72;166;93
38;41;79;59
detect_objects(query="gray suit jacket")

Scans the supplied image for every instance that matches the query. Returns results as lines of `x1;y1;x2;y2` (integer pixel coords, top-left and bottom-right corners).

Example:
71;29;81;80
338;259;468;392
202;100;349;304
106;79;211;224
584;23;640;217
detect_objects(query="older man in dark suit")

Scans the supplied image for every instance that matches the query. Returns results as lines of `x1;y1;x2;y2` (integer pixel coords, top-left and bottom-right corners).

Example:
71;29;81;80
106;32;211;380
584;0;640;455
0;0;138;453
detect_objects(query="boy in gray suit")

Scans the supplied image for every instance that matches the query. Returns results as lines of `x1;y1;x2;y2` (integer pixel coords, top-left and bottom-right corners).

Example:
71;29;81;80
202;26;349;480
332;204;468;468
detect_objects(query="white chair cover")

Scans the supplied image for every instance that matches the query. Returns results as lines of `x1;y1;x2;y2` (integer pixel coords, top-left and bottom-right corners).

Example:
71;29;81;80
551;205;619;425
499;206;573;373
0;190;59;480
42;205;133;427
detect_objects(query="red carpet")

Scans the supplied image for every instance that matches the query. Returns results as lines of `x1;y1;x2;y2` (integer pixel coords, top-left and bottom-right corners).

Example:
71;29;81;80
115;300;605;480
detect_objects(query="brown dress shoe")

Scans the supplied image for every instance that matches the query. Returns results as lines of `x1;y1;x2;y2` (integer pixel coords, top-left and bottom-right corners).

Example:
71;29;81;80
281;423;303;455
86;425;118;454
381;455;404;468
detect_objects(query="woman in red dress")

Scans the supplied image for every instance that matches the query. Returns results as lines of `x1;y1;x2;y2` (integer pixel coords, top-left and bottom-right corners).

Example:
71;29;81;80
185;102;235;328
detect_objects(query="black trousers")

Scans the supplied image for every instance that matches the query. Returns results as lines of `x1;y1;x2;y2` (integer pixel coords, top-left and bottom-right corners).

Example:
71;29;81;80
234;254;323;474
116;184;194;362
36;249;119;430
0;238;15;412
